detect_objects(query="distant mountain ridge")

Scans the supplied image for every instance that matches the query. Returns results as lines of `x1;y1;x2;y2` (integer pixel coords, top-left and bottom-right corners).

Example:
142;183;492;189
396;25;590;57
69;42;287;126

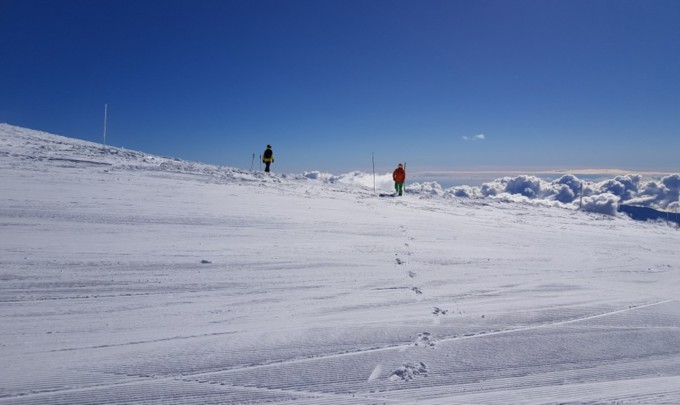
619;204;680;226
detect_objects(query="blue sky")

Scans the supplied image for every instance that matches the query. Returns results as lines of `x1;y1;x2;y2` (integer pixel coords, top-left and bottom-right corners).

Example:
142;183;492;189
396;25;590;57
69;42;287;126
1;0;679;174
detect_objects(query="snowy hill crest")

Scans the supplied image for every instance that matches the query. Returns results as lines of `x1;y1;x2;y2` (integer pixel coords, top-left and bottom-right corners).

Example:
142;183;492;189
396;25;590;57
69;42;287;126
2;123;680;403
2;123;678;220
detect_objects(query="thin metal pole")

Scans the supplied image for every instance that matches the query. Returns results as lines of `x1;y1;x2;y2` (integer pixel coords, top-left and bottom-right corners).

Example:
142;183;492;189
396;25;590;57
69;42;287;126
579;182;583;210
103;103;108;149
372;152;376;193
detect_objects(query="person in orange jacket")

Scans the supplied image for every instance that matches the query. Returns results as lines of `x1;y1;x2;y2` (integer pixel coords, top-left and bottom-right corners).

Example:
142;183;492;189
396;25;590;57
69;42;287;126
392;163;406;196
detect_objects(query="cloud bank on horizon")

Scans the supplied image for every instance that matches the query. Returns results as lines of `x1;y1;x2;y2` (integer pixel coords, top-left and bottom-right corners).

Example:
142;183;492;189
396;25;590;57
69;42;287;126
305;171;680;216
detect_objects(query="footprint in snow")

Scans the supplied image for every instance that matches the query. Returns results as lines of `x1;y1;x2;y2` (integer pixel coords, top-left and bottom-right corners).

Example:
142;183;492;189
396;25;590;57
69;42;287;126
411;287;422;295
389;362;428;381
432;307;449;316
407;271;416;278
414;332;436;348
396;258;405;265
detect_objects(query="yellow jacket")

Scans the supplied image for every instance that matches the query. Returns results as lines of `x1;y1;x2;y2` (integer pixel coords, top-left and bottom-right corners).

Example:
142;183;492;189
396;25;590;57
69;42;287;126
263;147;274;163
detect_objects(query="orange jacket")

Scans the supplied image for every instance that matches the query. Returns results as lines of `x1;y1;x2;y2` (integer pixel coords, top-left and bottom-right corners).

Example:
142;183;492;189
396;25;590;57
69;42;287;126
393;167;406;183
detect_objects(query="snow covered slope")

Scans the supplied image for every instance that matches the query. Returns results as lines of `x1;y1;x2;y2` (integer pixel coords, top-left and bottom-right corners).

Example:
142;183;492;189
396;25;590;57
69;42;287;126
1;123;680;404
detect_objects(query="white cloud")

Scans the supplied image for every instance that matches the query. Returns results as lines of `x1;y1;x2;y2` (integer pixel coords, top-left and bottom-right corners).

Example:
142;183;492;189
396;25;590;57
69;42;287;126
471;173;680;215
580;193;620;216
462;134;486;141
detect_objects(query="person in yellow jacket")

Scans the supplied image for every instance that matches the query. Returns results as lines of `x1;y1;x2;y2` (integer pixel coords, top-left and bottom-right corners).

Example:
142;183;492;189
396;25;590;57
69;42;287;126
262;145;274;172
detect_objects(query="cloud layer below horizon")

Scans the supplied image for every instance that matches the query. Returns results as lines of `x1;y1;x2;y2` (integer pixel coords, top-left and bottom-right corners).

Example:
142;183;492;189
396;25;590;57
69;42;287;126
304;171;680;216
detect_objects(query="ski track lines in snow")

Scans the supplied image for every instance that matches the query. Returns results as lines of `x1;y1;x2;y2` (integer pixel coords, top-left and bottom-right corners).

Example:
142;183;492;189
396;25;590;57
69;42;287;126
2;124;680;404
1;299;678;404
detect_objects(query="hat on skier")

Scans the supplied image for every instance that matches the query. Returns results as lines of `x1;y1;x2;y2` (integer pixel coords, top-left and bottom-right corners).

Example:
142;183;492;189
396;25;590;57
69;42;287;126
398;163;403;167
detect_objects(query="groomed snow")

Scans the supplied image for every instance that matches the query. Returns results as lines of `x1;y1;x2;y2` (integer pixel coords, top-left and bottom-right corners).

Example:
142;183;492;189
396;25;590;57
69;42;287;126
1;123;679;404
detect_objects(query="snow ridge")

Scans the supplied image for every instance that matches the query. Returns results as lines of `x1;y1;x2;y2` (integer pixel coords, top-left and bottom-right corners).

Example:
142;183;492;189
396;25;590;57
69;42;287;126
3;123;676;219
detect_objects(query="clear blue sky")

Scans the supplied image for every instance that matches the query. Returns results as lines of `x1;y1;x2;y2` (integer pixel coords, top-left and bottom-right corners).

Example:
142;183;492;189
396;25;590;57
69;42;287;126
1;0;679;174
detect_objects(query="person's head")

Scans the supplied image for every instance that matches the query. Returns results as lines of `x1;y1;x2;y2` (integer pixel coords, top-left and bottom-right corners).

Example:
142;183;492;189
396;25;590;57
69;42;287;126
398;163;403;168
267;145;272;149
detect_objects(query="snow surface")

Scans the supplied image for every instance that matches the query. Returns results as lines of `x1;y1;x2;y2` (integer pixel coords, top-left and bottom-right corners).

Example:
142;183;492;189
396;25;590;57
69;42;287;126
1;123;680;404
